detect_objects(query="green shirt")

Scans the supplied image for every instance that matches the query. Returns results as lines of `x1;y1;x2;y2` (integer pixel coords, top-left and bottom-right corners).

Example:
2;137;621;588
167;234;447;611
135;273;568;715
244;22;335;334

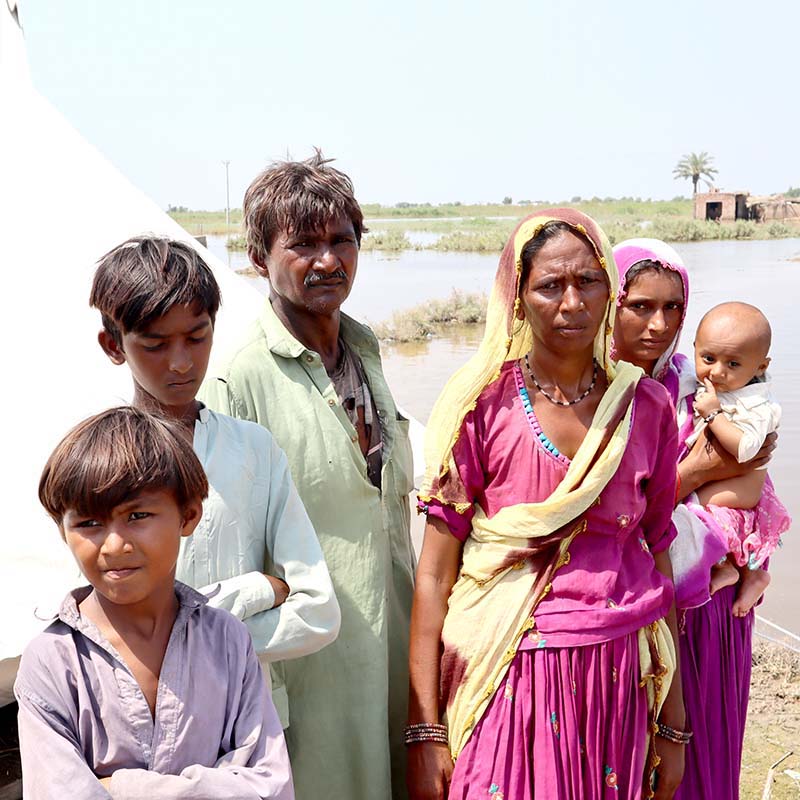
200;298;415;800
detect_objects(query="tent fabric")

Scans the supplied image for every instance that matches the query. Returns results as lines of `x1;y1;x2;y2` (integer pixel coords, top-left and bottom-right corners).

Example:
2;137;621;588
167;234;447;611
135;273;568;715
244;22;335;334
0;2;263;702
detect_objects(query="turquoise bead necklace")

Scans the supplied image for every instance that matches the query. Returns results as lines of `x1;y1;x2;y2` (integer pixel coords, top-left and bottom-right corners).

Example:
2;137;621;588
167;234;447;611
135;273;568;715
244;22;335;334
514;364;570;462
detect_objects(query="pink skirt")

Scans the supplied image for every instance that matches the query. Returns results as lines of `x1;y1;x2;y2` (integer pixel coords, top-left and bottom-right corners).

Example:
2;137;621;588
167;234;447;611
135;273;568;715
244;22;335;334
448;632;650;800
700;478;790;568
674;584;753;799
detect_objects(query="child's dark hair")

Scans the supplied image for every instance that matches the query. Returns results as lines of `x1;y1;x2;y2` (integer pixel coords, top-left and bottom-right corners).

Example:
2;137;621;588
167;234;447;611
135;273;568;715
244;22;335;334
89;236;222;345
39;406;209;525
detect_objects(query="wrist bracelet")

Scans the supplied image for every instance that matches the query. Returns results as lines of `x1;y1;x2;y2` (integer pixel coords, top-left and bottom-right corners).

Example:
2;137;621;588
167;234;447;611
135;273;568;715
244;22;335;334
656;721;692;745
703;409;722;425
404;722;449;746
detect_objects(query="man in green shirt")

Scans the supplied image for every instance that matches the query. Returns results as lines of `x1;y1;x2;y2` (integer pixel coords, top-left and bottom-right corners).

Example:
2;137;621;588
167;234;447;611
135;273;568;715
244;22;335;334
200;152;415;800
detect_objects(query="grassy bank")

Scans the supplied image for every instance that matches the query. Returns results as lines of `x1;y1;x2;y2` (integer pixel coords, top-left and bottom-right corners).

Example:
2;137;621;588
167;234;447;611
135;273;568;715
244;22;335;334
373;290;487;342
225;229;419;253
169;209;242;236
171;199;799;253
359;230;416;252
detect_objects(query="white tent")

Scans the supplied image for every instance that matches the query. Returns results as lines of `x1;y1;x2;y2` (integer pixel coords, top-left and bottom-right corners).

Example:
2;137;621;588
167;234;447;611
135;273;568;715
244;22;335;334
0;1;263;703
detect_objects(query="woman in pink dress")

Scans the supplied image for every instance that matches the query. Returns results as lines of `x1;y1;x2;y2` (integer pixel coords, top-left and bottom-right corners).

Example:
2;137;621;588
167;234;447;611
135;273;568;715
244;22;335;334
407;212;687;800
612;238;789;800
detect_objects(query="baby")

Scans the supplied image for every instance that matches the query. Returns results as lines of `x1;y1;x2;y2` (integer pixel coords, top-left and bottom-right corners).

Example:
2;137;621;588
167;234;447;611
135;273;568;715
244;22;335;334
691;301;784;615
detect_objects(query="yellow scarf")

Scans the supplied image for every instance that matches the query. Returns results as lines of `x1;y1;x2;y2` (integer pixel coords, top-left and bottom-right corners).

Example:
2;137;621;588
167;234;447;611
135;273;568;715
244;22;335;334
419;210;674;761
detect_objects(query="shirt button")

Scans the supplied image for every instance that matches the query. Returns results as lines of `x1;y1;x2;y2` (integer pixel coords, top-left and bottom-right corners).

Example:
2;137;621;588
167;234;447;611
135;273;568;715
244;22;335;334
328;398;336;406
305;355;314;363
351;435;357;443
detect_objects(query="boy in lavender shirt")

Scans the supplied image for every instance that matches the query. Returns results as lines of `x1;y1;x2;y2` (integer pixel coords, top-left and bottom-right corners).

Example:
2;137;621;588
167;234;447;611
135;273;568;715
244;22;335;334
14;407;294;799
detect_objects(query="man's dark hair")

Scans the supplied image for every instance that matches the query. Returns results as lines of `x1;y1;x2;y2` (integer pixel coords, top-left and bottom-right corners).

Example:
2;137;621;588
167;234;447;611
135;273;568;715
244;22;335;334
243;150;367;265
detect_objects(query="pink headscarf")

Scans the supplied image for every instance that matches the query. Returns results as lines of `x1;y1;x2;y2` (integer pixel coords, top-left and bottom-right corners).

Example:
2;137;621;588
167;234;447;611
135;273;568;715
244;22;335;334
612;238;691;406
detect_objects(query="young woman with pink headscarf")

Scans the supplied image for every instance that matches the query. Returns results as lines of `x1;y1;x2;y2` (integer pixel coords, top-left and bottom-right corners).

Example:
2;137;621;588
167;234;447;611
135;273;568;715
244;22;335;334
612;238;787;800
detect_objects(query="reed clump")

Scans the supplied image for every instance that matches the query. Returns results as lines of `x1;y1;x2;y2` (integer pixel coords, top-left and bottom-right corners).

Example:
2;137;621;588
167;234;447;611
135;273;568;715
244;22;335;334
360;230;416;252
373;290;487;342
226;235;247;251
431;230;510;253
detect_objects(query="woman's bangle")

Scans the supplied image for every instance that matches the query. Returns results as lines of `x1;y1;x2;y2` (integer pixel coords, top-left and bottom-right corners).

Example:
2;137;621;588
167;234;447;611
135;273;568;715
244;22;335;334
656;721;693;745
703;408;722;425
404;722;449;746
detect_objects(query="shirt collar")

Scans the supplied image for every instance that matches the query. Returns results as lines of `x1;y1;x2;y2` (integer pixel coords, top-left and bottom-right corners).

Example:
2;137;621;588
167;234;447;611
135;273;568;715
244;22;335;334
57;581;208;634
259;297;307;359
258;297;379;360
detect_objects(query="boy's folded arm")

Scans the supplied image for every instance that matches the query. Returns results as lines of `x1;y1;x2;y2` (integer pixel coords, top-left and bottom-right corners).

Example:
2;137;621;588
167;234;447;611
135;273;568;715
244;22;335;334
108;761;290;800
109;640;294;800
236;438;341;662
14;686;112;800
198;571;277;619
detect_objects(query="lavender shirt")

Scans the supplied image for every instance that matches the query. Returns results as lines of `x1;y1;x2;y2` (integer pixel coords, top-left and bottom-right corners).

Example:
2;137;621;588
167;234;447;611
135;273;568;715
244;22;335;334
426;363;678;647
14;582;293;799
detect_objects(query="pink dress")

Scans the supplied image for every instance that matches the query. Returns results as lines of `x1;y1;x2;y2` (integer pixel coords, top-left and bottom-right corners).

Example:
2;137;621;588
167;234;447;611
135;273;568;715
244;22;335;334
691;484;790;570
424;363;678;799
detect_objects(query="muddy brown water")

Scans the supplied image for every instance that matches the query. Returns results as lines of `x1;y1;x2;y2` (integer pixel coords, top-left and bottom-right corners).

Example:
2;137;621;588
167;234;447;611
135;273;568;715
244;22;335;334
207;236;800;634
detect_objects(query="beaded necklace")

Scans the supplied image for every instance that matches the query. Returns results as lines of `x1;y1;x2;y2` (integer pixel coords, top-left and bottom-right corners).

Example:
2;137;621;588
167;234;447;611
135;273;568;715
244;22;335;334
513;365;570;464
524;354;598;407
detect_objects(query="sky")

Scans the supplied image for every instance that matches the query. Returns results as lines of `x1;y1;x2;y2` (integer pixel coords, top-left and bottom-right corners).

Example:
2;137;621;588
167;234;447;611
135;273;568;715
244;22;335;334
18;0;800;210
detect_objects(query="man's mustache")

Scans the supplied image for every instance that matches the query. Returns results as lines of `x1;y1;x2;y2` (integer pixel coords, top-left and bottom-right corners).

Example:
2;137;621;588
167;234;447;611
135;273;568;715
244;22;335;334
304;269;349;287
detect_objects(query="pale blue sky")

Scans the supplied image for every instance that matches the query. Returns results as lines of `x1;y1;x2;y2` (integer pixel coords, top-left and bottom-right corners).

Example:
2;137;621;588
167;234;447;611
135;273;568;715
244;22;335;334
19;0;800;210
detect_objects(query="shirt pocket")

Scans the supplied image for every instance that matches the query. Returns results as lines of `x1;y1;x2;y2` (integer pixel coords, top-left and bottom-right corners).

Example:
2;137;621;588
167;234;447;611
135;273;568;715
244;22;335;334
390;414;415;497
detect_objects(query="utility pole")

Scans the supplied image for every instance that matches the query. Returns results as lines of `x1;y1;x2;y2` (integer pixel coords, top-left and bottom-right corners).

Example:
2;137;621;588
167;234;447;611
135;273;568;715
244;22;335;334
222;160;231;231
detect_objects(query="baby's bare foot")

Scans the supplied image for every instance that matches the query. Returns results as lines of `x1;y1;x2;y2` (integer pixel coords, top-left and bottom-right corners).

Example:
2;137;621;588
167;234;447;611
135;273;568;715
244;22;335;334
710;560;739;595
732;568;771;617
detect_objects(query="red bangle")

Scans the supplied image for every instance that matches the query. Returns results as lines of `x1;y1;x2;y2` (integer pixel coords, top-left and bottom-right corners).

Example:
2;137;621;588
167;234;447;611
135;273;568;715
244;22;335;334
674;471;682;506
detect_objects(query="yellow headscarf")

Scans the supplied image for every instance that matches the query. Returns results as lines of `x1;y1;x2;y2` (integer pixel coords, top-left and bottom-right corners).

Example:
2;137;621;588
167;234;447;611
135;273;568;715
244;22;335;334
421;209;634;511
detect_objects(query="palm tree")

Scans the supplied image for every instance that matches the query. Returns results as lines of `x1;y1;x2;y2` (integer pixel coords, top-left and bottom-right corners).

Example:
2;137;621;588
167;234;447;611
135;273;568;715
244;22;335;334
673;152;718;195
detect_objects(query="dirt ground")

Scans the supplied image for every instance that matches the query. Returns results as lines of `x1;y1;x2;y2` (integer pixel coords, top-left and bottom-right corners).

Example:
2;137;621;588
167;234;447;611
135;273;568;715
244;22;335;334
740;641;800;798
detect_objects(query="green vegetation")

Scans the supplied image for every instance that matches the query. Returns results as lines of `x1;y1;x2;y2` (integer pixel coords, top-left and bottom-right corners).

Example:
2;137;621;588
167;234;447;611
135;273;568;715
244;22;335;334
673;151;718;195
360;230;415;252
431;229;511;252
603;219;795;245
169;209;242;236
171;196;798;254
786;186;800;198
226;234;247;250
372;290;487;342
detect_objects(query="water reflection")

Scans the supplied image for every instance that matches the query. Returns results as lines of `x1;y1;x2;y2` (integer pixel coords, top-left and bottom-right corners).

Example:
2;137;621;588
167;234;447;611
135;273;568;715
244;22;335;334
381;325;485;423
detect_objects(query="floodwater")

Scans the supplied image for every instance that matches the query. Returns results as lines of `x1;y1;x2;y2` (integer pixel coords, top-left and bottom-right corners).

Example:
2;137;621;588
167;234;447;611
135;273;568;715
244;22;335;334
206;235;800;633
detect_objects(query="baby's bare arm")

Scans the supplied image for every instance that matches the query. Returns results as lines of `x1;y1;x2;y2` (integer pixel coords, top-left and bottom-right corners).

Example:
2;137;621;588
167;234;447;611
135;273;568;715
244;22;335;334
706;413;745;460
696;471;766;509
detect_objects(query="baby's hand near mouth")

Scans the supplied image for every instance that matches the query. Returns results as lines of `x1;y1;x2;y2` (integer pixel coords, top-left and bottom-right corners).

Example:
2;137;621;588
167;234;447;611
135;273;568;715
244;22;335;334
695;378;721;418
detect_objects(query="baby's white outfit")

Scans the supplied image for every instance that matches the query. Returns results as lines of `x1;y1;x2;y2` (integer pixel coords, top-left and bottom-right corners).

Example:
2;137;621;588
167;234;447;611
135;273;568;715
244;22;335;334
687;375;780;466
